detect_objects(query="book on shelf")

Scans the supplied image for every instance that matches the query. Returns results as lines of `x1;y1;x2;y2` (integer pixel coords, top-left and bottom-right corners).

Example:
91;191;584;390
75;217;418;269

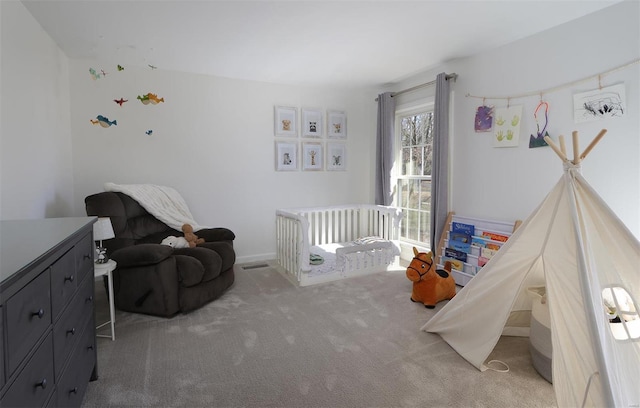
478;256;490;267
452;222;475;237
444;247;467;263
450;231;472;244
448;239;471;254
481;246;498;259
441;257;464;271
479;230;510;242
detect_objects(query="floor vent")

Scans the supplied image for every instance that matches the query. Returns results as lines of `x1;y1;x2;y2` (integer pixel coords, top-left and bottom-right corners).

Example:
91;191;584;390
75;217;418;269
242;263;270;270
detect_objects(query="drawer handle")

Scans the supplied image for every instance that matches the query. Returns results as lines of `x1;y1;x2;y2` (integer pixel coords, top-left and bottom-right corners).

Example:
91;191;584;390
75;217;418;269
70;387;78;395
64;275;75;283
67;327;76;335
31;309;45;319
83;254;92;260
35;378;47;389
87;344;94;351
86;296;93;303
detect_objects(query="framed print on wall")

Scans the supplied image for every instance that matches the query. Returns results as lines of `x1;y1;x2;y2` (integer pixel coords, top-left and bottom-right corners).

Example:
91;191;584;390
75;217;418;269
326;142;346;171
327;110;347;138
302;108;323;138
275;141;298;171
302;142;323;171
274;106;298;137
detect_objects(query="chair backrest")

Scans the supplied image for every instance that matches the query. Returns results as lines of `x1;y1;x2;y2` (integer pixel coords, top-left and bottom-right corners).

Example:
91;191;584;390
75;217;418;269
85;192;180;255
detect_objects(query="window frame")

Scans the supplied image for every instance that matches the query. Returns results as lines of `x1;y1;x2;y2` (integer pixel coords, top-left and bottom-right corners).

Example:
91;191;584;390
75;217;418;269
393;101;435;248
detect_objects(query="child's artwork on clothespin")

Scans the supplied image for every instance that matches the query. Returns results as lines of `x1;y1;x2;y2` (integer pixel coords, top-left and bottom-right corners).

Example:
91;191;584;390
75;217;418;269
529;100;550;148
493;105;522;148
474;105;494;132
573;83;625;123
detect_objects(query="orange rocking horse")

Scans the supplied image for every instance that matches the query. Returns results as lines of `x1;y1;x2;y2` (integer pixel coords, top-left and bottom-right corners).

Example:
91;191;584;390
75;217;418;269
406;247;456;308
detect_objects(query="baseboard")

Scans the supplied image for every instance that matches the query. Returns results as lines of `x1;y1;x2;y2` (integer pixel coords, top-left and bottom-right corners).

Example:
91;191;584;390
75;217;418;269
236;252;276;264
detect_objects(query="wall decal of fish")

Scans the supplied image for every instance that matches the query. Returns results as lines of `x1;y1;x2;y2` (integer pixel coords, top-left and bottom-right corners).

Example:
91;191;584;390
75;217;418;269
148;64;157;70
95;115;117;128
114;98;128;106
117;64;125;71
145;130;153;135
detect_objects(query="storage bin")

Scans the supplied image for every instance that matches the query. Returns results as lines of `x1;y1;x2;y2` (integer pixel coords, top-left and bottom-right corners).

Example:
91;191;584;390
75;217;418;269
527;286;552;383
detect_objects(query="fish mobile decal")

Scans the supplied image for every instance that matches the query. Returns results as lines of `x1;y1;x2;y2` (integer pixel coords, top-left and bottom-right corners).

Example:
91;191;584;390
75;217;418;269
90;115;117;128
117;64;125;71
145;130;153;135
113;98;128;106
89;68;102;80
137;92;165;105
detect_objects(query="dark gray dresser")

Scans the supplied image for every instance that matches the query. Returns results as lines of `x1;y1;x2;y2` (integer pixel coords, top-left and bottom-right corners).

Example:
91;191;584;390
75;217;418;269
0;217;97;407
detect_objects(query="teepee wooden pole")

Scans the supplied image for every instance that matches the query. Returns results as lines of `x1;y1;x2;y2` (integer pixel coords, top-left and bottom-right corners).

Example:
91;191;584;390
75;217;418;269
559;135;567;156
572;131;580;165
580;129;607;161
544;135;569;162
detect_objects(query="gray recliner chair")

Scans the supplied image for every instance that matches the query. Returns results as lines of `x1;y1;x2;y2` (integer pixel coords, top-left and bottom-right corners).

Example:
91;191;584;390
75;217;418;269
85;191;235;317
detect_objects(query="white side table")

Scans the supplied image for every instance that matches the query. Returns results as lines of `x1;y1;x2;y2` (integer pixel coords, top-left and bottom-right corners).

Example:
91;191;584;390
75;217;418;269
94;259;117;341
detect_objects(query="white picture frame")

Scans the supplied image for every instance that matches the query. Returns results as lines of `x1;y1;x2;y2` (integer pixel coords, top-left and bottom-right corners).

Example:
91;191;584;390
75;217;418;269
302;142;323;171
274;106;298;137
326;142;347;171
302;108;323;138
327;110;347;138
275;141;298;171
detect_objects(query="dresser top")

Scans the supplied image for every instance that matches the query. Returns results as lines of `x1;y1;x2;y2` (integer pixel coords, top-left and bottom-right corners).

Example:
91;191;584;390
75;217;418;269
0;217;96;285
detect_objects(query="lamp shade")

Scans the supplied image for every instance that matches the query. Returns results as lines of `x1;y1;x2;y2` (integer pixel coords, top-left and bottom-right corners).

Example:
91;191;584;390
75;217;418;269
93;217;115;241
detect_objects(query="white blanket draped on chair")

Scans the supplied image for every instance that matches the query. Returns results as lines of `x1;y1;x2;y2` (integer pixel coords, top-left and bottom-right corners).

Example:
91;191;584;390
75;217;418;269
104;182;209;231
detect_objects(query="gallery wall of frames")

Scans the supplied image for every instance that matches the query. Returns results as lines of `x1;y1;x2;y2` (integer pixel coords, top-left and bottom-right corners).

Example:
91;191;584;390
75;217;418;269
274;106;347;172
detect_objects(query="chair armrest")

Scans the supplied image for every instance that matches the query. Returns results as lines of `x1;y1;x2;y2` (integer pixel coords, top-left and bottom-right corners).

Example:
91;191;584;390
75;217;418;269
195;227;235;242
110;244;174;267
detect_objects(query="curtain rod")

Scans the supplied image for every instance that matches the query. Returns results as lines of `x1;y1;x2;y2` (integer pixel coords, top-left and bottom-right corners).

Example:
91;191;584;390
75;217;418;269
375;73;457;101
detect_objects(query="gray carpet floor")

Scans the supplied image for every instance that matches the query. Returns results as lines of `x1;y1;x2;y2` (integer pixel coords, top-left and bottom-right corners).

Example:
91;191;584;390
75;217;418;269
83;264;556;407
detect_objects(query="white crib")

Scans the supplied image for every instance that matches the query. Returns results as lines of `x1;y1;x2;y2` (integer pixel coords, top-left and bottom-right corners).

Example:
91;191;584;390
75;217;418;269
275;204;403;286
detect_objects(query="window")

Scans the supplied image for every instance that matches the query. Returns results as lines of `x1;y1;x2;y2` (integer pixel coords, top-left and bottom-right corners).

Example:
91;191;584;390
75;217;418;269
395;106;434;247
602;286;640;341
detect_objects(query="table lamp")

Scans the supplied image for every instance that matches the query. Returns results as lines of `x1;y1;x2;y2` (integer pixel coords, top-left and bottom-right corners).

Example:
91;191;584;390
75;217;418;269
93;217;115;264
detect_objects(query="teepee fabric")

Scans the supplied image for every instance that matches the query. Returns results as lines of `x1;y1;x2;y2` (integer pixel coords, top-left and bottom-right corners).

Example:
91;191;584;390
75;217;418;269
422;162;640;407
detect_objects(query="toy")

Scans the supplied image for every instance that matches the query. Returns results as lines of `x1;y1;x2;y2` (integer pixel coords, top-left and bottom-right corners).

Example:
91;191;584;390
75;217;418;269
406;247;456;308
182;224;205;248
161;236;189;249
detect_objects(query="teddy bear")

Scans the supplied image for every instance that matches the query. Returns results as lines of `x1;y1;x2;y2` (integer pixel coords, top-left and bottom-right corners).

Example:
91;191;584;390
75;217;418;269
406;247;456;308
182;224;205;248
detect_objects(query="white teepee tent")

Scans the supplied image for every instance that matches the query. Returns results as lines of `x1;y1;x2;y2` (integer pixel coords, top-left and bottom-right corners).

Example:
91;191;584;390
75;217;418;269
422;130;639;407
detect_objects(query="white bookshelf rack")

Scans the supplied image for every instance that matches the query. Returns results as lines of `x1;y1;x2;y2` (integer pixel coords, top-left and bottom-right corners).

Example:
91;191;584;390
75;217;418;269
436;211;522;286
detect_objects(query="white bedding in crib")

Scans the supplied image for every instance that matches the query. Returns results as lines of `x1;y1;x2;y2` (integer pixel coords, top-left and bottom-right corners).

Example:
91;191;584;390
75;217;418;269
307;239;400;278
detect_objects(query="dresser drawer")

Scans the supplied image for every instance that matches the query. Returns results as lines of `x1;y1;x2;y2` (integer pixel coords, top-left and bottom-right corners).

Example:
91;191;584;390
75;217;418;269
74;233;94;284
0;307;4;389
56;319;96;408
6;269;51;375
53;274;94;377
51;248;77;320
2;332;54;408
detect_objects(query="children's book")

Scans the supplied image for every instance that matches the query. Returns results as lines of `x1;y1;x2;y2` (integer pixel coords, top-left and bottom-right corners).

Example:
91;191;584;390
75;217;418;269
481;247;498;259
441;257;464;271
444;247;467;262
478;256;490;267
480;230;510;242
448;239;471;254
450;231;471;244
452;222;475;237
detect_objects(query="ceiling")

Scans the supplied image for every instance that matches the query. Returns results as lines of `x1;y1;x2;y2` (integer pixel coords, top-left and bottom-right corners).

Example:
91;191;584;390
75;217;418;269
22;0;621;88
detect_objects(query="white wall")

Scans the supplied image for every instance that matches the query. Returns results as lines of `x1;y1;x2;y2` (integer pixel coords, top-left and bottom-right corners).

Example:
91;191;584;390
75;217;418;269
394;1;640;239
0;1;74;220
68;62;377;262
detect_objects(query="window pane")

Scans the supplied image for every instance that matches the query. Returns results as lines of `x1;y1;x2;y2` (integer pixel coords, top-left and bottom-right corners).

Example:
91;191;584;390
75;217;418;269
406;209;419;241
420;180;431;211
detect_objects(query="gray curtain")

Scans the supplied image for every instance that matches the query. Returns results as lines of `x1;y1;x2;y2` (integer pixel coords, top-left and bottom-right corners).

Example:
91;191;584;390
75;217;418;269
430;73;451;253
375;92;395;206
